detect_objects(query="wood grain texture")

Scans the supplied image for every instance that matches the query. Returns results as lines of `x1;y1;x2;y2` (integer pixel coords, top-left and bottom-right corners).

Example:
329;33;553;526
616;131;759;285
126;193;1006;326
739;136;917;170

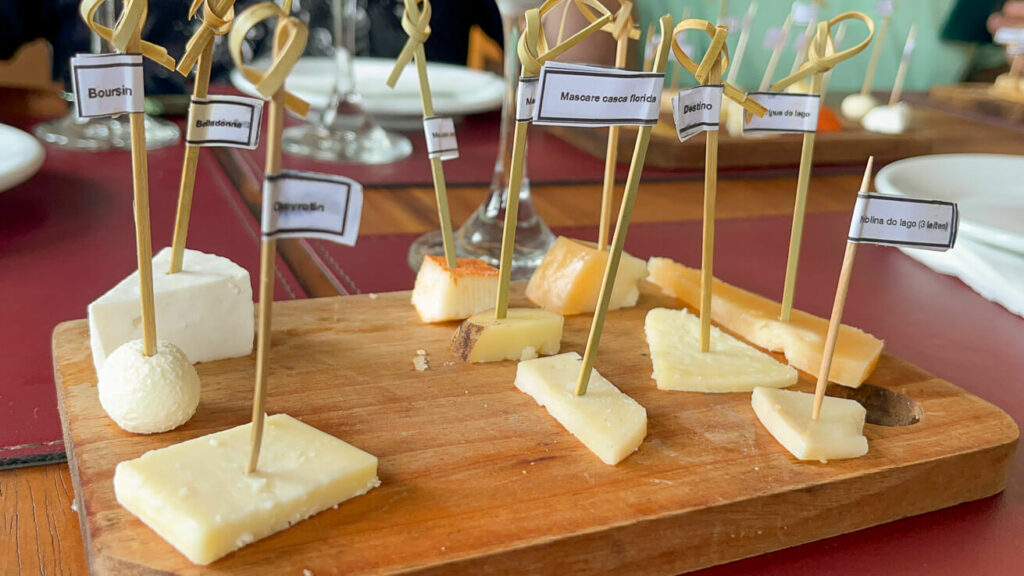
53;285;1017;576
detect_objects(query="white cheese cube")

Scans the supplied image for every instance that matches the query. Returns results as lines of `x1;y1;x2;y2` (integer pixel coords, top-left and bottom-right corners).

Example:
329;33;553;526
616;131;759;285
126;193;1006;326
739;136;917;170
451;308;563;363
515;352;647;465
88;248;254;373
645;308;797;393
114;413;379;565
411;256;499;323
751;386;869;462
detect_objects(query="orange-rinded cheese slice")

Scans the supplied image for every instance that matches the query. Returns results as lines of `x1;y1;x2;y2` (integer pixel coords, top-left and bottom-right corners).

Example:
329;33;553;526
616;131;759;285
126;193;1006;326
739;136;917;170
646;257;883;388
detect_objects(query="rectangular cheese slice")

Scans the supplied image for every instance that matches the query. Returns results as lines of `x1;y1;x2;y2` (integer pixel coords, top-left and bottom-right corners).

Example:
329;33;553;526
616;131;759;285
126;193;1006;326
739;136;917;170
645;307;797;393
751;386;869;462
411;256;499;323
113;414;379;565
515;352;647;465
89;247;254;373
647;257;883;388
525;236;648;315
451;308;563;363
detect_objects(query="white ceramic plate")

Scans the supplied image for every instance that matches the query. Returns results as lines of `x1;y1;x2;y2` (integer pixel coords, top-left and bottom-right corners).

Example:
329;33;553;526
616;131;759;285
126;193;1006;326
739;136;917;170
231;57;504;120
0;124;45;193
876;154;1024;255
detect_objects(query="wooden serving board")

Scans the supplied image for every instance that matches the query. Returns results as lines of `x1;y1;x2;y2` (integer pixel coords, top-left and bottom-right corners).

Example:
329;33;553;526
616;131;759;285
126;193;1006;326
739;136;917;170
54;285;1017;575
929;83;1024;123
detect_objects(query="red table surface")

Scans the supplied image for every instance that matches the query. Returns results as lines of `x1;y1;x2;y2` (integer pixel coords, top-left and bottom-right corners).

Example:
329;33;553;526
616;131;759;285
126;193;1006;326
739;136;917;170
303;213;1023;575
0;130;306;468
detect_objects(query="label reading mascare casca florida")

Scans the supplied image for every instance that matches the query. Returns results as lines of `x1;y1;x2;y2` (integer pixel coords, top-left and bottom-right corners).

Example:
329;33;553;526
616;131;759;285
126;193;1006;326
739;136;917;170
848;193;958;251
532;62;663;127
262;170;363;246
672;85;723;142
70;53;145;119
186;95;264;149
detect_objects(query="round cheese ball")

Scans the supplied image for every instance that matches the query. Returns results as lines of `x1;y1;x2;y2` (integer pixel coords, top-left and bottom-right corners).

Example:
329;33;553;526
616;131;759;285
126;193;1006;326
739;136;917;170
98;339;201;434
861;102;910;135
840;93;880;122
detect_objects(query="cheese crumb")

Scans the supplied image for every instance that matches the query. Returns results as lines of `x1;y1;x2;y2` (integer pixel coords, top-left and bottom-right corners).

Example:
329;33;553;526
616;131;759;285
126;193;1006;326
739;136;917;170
413;356;429;371
416;349;427;356
303;569;314;576
70;500;78;512
368;293;379;300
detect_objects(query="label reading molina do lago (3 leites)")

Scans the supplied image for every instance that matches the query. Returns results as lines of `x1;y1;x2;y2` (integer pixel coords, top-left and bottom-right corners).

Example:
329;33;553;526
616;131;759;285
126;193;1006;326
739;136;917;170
671;85;723;142
186;95;264;149
262;170;364;246
422;116;459;161
848;193;958;251
532;62;663;127
742;92;820;135
70;53;145;119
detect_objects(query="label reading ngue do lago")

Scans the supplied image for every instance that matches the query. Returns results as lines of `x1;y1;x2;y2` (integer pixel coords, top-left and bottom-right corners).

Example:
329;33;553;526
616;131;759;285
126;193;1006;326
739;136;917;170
671;85;723;142
262;170;363;246
848;193;958;251
186;95;264;149
533;62;663;127
516;76;539;122
422;116;459;161
70;53;145;119
742;92;820;135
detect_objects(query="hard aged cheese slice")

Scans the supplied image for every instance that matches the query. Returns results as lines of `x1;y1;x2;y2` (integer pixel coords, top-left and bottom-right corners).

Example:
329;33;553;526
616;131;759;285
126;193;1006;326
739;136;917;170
647;257;883;388
525;236;648;315
515;352;647;465
113;414;379;565
645;308;797;393
89;247;254;373
751;386;868;462
411;256;499;323
451;308;563;363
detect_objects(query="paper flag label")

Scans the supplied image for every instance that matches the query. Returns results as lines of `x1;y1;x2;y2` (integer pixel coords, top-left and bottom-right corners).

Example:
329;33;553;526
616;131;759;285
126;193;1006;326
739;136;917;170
186;95;264;149
672;85;722;142
742;92;820;135
792;2;818;24
848;193;958;251
903;38;917;57
533;62;663;127
720;16;739;32
994;27;1024;46
516;76;539;122
423;116;459;160
262;170;363;245
876;0;894;17
70;53;145;119
764;27;783;50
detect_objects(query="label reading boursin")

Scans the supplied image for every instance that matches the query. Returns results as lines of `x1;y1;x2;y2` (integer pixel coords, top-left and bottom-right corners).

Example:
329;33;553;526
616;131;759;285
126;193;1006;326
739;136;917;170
516;76;539;122
262;170;363;246
70;53;145;119
186;95;264;149
742;92;820;135
422;116;459;160
532;62;663;127
671;85;723;142
848;193;959;251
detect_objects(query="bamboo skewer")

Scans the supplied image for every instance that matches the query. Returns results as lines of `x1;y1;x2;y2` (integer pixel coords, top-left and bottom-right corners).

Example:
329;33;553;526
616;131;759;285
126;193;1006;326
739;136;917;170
725;0;757;86
888;24;917;106
859;4;893;97
699;57;722;353
759;12;792;91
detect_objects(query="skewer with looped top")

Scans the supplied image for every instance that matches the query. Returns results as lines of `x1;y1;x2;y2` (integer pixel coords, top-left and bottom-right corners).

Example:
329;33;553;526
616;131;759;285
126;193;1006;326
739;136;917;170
773;12;874;324
673;18;767;354
385;0;457;268
81;0;175;359
597;1;641;251
169;0;237;275
227;0;309;474
493;0;614;320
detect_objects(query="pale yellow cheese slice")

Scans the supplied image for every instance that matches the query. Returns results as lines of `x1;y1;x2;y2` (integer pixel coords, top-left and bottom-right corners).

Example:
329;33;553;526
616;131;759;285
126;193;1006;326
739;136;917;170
515;352;647;465
114;414;379;565
525;236;648;316
751;386;869;462
411;256;499;323
451;308;563;363
647;257;883;388
645;307;797;393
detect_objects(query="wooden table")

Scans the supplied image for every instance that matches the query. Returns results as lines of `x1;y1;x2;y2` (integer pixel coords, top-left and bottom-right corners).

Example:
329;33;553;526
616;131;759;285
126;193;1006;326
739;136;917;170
3;94;1024;575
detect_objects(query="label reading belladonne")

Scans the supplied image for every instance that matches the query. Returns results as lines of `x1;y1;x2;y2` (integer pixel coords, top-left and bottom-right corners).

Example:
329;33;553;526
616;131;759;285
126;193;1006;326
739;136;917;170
672;85;723;142
422;116;459;160
742;92;820;135
70;53;145;119
186;95;264;149
533;62;663;127
848;193;958;251
262;170;363;246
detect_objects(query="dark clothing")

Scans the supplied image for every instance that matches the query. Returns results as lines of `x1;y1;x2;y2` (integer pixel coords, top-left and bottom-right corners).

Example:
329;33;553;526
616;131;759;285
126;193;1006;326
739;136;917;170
942;0;1006;43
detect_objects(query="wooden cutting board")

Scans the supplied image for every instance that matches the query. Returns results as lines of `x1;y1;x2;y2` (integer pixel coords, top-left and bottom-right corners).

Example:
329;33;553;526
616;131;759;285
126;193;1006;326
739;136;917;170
54;285;1018;576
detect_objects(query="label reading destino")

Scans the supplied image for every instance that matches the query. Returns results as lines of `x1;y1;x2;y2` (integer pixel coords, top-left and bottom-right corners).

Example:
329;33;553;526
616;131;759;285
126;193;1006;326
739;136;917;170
848;193;958;251
516;76;539;122
422;116;459;160
262;170;363;246
532;62;663;127
70;53;145;119
186;95;264;149
671;85;723;142
742;92;820;135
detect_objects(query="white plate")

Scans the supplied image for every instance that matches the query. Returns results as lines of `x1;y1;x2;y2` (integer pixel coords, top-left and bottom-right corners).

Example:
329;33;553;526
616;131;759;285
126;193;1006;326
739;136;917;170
0;124;45;193
876;154;1024;255
230;57;504;120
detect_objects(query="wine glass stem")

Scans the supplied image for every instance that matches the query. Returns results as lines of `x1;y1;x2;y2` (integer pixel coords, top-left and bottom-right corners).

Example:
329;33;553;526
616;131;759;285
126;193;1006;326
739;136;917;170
489;13;529;214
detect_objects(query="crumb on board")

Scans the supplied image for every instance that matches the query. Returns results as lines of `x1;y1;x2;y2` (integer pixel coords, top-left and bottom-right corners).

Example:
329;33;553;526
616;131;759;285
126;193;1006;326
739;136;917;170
70;500;78;512
368;293;379;300
413;355;429;371
416;349;427;356
303;569;314;576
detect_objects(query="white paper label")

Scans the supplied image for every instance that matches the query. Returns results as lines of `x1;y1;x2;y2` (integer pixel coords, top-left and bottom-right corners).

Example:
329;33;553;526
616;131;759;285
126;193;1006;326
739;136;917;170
422;116;459;161
533;62;663;127
742;92;820;135
262;170;363;246
764;27;784;50
792;2;818;24
186;95;264;149
720;16;739;32
848;193;958;251
672;85;723;142
70;53;145;119
876;0;894;17
994;27;1024;46
516;76;539;122
903;38;917;57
